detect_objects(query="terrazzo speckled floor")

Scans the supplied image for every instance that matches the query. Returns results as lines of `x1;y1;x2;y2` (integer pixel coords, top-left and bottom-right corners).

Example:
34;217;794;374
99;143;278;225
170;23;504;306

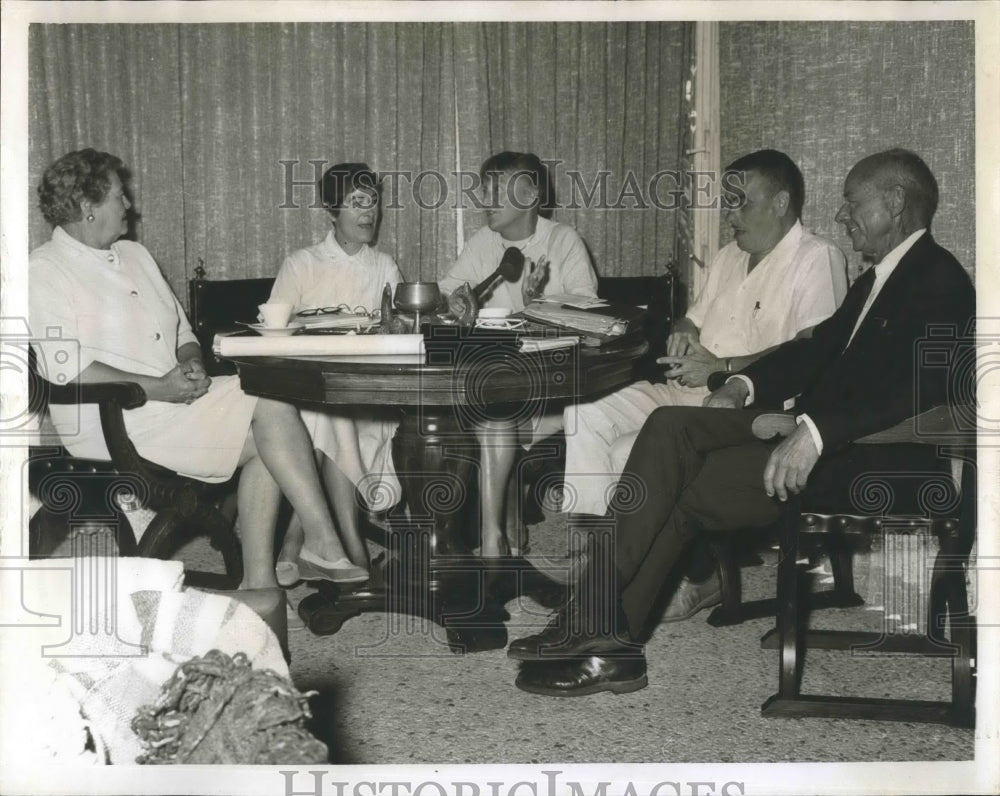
174;509;975;765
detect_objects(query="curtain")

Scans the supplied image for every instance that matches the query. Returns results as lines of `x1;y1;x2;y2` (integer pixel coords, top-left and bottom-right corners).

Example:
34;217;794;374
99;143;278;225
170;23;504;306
718;21;975;280
458;22;687;278
29;22;689;303
28;25;187;295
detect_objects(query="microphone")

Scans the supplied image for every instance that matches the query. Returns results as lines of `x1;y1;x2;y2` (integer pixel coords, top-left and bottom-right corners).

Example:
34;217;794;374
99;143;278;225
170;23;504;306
471;247;525;302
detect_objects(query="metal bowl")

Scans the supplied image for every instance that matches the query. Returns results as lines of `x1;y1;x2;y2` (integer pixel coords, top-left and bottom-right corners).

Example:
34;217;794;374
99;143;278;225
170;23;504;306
393;281;442;313
394;282;442;329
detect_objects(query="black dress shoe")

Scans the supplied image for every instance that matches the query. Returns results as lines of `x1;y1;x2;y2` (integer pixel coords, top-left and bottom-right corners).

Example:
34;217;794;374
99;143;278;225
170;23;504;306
507;598;638;661
515;653;648;697
507;603;571;660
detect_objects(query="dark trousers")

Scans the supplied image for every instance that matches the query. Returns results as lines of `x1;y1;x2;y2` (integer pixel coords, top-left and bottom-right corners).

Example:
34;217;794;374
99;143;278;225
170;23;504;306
612;406;781;636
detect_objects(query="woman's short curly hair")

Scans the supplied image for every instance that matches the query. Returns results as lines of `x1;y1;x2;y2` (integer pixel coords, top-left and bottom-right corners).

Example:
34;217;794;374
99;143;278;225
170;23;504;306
38;148;125;227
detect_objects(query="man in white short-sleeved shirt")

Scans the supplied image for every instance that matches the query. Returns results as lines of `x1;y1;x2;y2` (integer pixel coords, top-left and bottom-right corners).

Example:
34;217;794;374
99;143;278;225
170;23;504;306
562;150;847;617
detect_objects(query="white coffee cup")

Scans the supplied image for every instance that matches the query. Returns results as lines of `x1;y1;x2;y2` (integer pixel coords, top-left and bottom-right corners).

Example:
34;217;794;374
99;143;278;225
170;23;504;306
258;302;293;328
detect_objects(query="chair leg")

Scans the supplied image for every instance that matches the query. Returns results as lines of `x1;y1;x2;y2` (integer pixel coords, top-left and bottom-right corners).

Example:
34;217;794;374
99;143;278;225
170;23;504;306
114;509;140;557
136;508;187;560
204;492;242;588
706;539;744;626
935;534;976;726
827;534;864;606
762;504;803;715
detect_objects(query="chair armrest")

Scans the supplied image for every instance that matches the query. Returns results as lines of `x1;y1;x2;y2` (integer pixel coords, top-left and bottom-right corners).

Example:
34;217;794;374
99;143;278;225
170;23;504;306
45;380;148;410
750;406;975;447
855;405;975;446
751;413;797;441
39;377;159;479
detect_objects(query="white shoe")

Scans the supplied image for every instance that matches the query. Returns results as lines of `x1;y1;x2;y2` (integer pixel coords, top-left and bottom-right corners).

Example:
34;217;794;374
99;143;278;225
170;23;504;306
297;549;369;584
275;560;301;587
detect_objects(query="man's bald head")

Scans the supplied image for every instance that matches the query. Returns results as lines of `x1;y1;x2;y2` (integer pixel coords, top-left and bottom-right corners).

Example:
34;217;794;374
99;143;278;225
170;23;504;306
848;148;939;229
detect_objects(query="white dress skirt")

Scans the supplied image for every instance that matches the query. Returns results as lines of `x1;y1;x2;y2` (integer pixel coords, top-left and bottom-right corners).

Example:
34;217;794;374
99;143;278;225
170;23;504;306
300;406;402;512
60;375;258;484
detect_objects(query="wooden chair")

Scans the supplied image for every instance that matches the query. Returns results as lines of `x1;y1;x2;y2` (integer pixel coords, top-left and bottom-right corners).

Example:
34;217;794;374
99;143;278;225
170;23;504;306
188;271;275;375
29;356;243;589
702;370;864;627
754;408;977;726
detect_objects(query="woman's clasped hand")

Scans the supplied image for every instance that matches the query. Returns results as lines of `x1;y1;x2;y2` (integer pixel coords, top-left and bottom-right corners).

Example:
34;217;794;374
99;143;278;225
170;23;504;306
153;361;212;404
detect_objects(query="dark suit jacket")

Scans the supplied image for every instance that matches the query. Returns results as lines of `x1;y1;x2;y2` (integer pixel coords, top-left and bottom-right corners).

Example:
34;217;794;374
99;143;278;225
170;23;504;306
740;233;974;512
742;233;974;451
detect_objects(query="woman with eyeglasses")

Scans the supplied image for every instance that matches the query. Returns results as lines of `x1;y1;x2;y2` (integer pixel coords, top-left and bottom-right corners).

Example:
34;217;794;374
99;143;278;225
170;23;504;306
268;163;404;585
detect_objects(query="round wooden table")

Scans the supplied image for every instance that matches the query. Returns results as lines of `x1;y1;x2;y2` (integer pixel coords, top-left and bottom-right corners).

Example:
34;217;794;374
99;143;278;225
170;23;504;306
230;333;648;651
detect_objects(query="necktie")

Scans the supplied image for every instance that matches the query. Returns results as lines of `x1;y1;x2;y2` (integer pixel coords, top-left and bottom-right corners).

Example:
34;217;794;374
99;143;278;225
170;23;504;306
844;267;878;349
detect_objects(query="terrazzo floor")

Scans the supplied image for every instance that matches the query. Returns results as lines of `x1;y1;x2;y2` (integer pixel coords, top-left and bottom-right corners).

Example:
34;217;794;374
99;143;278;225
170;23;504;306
174;509;976;765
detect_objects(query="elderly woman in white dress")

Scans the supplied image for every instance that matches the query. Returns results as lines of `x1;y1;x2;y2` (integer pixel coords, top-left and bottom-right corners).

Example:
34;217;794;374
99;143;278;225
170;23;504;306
269;163;403;585
29;148;364;588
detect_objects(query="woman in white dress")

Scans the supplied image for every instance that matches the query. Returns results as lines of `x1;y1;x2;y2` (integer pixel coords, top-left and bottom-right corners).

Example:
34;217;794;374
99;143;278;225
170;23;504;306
29;148;366;588
269;163;403;584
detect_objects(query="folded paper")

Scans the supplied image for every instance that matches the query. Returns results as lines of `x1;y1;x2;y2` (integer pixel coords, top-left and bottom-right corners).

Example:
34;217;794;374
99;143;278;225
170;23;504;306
215;333;425;358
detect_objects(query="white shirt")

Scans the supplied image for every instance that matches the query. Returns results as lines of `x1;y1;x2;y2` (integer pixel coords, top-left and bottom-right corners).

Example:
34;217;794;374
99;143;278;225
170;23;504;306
688;221;847;357
440;216;598;311
270;231;403;313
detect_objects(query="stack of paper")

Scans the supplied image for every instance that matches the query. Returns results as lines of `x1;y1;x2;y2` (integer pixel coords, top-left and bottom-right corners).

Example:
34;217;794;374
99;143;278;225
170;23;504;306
520;303;629;337
533;293;609;309
296;313;376;331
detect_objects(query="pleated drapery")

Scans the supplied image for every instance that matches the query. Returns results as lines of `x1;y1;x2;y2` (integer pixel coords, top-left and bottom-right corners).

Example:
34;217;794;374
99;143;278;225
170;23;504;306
29;22;689;303
457;22;687;278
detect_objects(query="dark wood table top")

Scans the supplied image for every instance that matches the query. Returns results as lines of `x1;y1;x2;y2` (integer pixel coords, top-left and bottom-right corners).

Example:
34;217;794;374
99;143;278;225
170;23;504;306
230;335;648;408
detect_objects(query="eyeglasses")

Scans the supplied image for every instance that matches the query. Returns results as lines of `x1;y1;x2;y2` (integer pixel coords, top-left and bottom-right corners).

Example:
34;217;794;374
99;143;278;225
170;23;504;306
342;191;379;211
475;318;527;331
297;305;346;317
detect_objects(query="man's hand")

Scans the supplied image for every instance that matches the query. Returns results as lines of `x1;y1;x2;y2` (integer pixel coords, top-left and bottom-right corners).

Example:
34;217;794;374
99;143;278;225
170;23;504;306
446;282;480;327
702;378;749;409
665;318;699;357
149;365;211;404
521;255;550;304
657;340;721;387
763;422;820;502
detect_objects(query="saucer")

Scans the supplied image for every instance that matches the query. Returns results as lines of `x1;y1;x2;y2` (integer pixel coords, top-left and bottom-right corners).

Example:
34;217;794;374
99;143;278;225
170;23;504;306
478;308;512;319
247;322;303;337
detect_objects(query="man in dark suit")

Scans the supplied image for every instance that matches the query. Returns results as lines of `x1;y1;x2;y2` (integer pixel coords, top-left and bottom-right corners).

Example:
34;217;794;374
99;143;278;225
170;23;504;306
508;148;976;697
